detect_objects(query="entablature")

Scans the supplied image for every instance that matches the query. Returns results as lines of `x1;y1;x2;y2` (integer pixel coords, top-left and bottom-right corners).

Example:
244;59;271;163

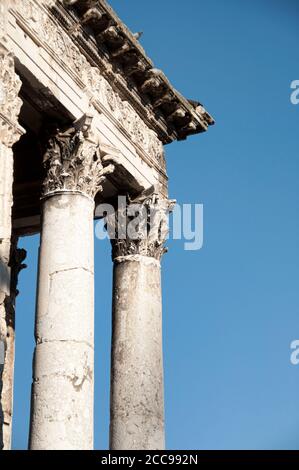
54;0;215;142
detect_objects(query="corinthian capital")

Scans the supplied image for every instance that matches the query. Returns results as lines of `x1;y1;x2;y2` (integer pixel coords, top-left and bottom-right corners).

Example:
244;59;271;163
42;115;119;198
109;188;176;261
0;46;24;148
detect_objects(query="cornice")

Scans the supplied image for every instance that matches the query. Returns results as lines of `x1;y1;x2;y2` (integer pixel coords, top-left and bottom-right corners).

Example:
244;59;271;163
54;0;215;143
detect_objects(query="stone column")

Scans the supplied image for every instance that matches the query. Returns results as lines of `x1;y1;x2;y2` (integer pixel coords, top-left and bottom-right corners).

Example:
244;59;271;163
2;239;26;450
0;35;24;449
109;192;175;450
29;116;117;450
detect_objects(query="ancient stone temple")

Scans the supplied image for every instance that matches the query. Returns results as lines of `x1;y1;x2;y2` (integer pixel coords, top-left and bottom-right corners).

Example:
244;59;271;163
0;0;214;450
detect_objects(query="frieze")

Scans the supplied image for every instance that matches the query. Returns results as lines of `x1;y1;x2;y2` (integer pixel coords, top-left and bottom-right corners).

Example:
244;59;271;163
12;0;165;167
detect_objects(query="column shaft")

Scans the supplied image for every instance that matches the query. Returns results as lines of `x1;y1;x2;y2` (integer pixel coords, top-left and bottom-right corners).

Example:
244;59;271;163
1;236;26;450
0;31;25;448
110;255;165;450
0;143;13;450
29;193;95;450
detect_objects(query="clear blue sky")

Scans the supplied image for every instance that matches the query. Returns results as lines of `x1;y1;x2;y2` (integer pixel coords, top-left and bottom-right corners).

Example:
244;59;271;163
12;0;299;450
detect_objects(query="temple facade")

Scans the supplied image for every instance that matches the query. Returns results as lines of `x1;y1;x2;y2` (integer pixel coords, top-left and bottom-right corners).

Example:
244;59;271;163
0;0;214;450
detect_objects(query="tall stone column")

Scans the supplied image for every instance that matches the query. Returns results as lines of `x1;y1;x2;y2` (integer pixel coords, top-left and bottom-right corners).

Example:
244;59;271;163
109;192;175;450
2;239;26;450
0;35;24;449
29;116;117;450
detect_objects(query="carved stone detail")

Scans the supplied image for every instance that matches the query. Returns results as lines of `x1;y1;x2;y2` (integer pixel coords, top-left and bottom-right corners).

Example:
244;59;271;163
0;4;5;43
12;0;165;167
0;46;24;148
109;189;176;261
42;115;118;198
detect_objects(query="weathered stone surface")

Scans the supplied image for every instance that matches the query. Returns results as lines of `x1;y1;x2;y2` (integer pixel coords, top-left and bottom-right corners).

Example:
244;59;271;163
0;38;24;449
0;0;214;452
0;150;23;451
0;46;24;148
109;192;174;450
1;239;26;450
9;0;168;170
110;255;164;450
29;193;95;450
59;0;215;140
42;115;118;199
109;190;175;261
30;342;93;450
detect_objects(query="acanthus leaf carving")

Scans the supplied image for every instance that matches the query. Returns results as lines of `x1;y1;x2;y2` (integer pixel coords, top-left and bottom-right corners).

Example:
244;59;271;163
0;46;25;148
42;114;118;198
108;189;176;261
